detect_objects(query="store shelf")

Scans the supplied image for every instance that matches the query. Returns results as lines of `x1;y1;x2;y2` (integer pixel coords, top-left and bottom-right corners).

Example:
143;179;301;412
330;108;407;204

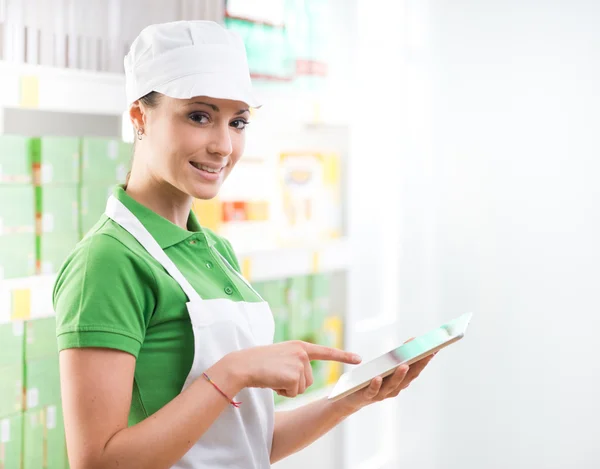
236;237;351;282
0;239;350;324
0;61;126;116
274;384;333;412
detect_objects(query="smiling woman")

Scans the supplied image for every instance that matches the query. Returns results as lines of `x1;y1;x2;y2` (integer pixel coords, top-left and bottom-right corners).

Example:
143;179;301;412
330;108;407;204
52;19;431;469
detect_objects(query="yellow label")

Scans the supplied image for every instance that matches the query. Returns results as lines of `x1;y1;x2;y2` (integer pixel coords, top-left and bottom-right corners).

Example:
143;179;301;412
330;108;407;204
12;288;31;320
242;257;252;281
311;251;320;274
20;75;40;108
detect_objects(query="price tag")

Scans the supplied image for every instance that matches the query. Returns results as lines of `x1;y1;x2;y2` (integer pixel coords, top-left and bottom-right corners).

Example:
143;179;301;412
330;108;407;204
46;406;57;430
26;388;39;409
20;76;40;108
1;418;10;443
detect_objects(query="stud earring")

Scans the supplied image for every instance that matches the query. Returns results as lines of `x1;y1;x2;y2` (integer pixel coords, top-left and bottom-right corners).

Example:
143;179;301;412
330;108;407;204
137;128;144;140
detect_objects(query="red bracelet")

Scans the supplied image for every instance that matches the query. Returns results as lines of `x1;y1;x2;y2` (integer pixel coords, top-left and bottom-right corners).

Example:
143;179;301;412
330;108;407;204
202;372;242;408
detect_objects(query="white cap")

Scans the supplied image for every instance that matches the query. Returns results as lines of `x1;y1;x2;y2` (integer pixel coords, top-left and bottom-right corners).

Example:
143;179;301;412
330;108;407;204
124;21;260;108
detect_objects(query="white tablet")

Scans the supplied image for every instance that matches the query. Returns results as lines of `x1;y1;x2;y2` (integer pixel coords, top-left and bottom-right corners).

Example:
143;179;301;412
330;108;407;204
328;312;473;402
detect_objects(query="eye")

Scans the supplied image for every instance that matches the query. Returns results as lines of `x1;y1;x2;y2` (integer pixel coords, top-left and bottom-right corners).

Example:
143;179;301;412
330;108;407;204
231;119;250;130
189;112;209;124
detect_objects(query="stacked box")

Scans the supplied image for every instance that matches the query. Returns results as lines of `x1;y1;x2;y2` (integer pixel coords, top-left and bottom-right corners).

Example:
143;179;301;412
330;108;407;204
35;184;80;274
307;274;331;389
29;137;80;185
80;138;131;184
287;276;312;342
23;408;43;469
0;361;24;418
24;357;61;411
25;317;58;362
45;405;68;469
79;183;114;236
0;412;23;469
80;138;132;236
0;135;33;183
0;185;36;279
0;322;24;419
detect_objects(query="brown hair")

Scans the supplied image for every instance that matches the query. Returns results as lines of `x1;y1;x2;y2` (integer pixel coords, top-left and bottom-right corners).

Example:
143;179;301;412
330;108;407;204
125;91;162;187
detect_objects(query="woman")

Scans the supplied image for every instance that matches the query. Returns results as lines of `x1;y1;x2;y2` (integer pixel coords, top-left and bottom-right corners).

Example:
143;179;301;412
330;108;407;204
54;20;433;469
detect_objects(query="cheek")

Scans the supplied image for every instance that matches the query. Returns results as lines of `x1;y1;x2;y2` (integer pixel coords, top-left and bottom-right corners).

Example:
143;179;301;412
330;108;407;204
228;133;246;167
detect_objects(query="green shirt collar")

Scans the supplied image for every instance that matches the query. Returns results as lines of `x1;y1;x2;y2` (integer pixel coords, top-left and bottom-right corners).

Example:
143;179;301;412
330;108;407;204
113;185;209;249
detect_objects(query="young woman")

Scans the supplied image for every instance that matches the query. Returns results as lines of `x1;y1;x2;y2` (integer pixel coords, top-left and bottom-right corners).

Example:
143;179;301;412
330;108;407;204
54;20;433;469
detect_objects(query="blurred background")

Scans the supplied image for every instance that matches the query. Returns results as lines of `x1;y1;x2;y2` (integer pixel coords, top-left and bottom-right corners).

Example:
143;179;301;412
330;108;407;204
0;0;598;468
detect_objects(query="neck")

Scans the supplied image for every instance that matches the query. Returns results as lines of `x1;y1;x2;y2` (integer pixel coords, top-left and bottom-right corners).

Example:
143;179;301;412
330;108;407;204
125;167;193;230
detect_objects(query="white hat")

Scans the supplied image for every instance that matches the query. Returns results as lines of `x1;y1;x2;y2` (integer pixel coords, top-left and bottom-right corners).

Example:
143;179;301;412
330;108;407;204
124;20;261;108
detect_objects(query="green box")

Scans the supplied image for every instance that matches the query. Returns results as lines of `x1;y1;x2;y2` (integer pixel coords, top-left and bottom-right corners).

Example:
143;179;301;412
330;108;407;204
0;412;23;469
37;230;80;275
0;362;23;418
24;357;61;411
0;321;24;366
81;138;132;184
45;404;68;469
0;185;35;234
25;317;58;362
80;183;115;236
30;137;80;185
256;280;289;343
308;273;330;333
0;233;36;279
0;134;33;184
287;276;313;342
35;185;79;233
23;408;44;469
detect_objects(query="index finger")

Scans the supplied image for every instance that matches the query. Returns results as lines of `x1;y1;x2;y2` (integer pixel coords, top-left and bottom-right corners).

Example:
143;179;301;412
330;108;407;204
303;343;362;364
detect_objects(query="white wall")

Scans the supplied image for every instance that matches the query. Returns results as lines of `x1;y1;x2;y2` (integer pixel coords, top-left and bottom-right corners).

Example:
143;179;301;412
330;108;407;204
395;1;600;468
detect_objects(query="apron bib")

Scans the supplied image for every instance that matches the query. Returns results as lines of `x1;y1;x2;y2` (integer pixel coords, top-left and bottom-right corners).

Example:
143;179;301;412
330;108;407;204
105;195;275;469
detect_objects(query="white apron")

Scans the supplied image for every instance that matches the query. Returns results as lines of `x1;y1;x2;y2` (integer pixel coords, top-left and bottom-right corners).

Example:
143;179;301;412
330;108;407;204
105;196;275;469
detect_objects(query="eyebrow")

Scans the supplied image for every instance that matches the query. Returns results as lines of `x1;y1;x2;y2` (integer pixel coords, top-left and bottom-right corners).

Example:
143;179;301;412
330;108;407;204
188;101;249;116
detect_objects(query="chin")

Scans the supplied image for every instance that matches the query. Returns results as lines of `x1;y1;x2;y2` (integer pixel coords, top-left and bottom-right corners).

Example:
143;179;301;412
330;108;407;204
188;184;221;201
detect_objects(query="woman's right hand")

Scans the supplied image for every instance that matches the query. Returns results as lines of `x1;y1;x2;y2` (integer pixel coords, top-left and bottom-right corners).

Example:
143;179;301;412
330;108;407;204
224;341;362;398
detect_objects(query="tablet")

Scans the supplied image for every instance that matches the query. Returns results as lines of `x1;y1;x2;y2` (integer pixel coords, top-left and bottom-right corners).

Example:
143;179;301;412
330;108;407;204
327;312;473;402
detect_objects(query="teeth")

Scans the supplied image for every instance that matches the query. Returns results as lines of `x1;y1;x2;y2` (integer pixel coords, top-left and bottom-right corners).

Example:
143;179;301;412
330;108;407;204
191;162;221;173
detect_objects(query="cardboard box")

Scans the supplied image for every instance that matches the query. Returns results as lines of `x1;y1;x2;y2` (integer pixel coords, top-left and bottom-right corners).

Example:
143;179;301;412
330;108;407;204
0;321;25;366
23;408;44;469
0;233;36;280
0;185;35;234
309;273;330;333
30;137;80;185
0;412;23;469
23;405;68;469
24;357;61;411
35;185;80;233
37;230;80;275
0;362;24;418
81;138;132;184
287;276;312;342
79;183;114;236
0;135;33;184
45;404;68;469
256;280;289;344
25;317;58;362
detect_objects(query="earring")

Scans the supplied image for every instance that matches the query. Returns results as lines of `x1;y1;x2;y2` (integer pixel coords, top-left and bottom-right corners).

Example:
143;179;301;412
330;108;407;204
137;128;144;140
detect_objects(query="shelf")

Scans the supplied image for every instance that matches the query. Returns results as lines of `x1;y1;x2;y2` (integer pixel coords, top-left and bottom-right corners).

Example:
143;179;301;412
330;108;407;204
236;237;351;282
0;61;126;117
274;384;333;412
0;239;350;324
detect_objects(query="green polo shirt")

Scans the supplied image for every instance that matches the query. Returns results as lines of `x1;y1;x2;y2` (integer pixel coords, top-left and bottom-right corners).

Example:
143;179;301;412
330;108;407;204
53;186;262;425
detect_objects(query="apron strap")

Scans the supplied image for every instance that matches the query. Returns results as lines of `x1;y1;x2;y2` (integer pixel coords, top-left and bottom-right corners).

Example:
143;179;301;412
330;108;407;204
105;195;202;303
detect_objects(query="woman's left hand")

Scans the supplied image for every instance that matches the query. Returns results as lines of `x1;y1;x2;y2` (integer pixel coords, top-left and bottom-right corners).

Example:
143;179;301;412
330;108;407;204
334;349;435;414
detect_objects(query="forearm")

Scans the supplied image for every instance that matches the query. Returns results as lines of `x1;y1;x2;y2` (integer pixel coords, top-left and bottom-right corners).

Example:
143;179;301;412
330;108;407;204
77;363;241;469
270;397;355;464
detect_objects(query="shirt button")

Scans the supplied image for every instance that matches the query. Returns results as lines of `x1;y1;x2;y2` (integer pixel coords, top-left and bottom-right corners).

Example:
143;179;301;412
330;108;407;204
224;286;234;295
205;261;213;269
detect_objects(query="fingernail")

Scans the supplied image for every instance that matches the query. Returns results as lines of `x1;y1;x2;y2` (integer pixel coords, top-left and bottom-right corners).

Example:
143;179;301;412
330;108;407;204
352;354;362;362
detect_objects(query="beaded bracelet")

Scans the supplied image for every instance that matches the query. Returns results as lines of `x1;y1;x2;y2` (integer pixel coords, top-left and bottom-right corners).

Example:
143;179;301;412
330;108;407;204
202;372;242;408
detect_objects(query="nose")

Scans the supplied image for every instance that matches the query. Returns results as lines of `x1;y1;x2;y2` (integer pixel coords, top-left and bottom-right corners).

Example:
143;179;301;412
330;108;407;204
207;123;233;158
